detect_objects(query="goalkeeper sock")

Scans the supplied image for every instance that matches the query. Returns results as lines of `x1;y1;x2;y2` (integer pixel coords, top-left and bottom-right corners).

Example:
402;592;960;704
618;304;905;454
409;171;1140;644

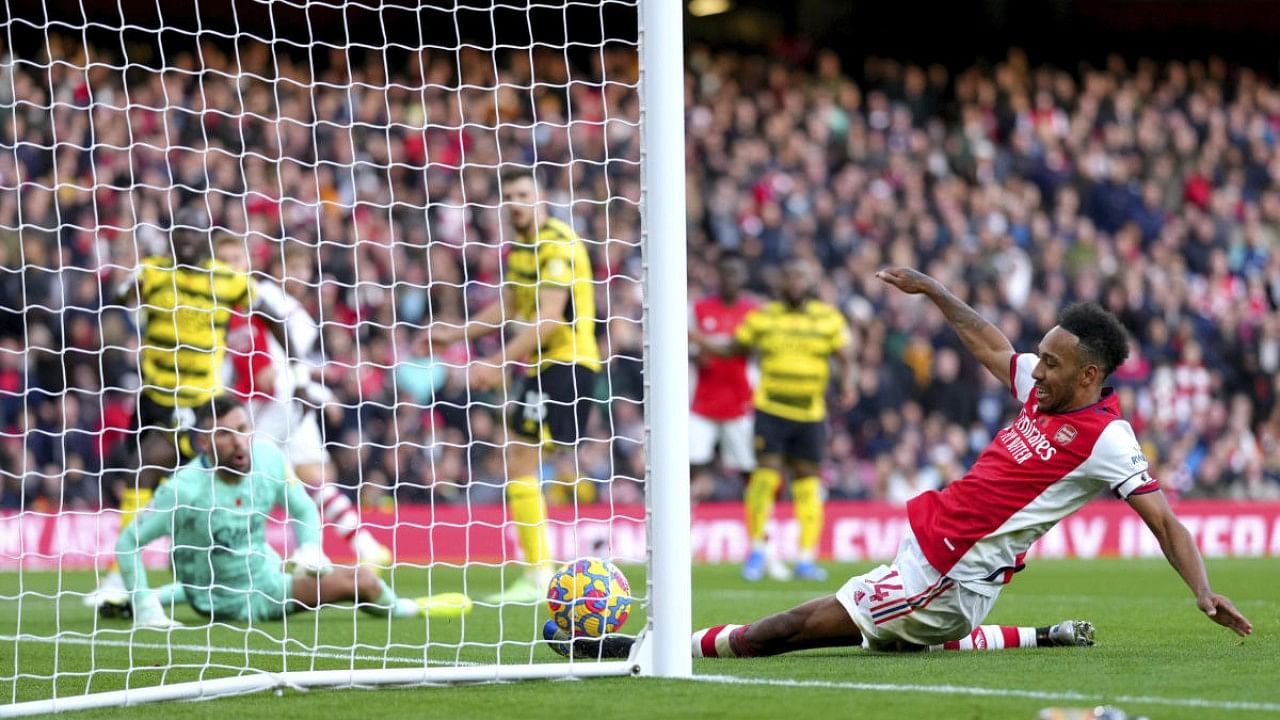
792;476;823;561
930;626;1039;651
119;486;152;530
744;468;782;544
362;579;418;618
507;475;551;571
691;624;753;658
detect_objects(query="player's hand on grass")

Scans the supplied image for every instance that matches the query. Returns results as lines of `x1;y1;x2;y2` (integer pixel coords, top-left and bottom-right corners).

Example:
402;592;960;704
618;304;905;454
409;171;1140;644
876;267;939;295
1198;593;1253;637
290;543;333;577
468;360;504;390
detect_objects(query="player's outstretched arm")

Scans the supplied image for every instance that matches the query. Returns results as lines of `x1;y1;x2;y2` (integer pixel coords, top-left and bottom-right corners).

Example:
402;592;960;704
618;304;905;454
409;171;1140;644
698;306;760;358
280;468;330;576
1127;490;1253;637
497;285;569;363
417;288;511;354
114;483;181;626
877;267;1015;388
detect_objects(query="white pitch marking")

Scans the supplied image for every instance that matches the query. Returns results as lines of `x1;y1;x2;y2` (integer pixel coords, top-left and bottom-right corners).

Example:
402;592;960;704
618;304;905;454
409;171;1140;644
689;674;1280;714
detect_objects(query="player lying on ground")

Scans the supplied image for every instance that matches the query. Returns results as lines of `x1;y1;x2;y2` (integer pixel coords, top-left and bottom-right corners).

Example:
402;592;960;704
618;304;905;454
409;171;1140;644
548;268;1252;660
113;394;468;627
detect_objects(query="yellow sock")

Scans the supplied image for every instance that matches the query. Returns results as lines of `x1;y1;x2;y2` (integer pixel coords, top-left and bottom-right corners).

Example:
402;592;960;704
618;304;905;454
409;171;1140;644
792;476;824;557
507;475;551;569
744;468;782;543
114;487;153;574
118;487;153;530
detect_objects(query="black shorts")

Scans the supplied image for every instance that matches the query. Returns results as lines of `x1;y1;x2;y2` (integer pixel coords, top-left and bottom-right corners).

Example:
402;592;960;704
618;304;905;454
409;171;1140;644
753;409;826;464
507;364;598;447
132;393;199;460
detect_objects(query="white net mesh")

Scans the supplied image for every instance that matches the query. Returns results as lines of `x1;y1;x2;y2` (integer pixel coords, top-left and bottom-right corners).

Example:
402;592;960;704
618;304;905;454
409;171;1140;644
0;0;651;708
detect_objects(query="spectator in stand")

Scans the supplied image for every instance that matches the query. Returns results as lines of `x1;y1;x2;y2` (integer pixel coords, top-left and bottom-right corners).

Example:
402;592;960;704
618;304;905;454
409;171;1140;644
3;31;1280;515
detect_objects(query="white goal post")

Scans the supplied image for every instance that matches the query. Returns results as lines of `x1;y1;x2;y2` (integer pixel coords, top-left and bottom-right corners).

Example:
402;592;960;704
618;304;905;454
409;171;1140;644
0;0;689;715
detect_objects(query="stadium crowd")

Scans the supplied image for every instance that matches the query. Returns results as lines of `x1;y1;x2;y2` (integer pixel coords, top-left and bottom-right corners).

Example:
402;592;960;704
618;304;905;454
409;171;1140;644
2;33;1280;510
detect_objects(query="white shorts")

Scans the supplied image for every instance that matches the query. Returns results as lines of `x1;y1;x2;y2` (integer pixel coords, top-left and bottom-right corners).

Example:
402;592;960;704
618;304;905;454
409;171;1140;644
250;399;331;467
835;530;998;650
688;412;755;470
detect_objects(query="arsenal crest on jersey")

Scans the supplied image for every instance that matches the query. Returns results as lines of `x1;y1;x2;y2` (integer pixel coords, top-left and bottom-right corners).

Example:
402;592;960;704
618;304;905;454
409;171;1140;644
1054;424;1077;445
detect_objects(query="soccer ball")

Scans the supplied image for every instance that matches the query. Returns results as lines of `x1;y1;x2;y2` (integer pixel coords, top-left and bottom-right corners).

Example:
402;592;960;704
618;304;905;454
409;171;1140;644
546;557;631;638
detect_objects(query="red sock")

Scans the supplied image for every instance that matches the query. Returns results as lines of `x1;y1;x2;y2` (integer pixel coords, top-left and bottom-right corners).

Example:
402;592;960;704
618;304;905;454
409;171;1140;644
933;625;1038;651
691;624;752;658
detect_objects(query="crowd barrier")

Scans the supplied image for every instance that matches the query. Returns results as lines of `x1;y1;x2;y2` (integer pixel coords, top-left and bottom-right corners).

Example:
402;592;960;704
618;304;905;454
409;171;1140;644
5;499;1280;570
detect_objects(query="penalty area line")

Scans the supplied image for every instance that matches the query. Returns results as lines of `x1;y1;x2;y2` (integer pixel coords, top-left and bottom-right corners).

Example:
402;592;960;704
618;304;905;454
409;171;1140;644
689;674;1280;713
1;634;477;667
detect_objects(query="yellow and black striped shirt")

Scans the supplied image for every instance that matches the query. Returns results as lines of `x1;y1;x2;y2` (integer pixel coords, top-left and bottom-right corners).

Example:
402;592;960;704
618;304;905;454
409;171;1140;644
137;256;251;408
735;299;850;423
505;217;601;372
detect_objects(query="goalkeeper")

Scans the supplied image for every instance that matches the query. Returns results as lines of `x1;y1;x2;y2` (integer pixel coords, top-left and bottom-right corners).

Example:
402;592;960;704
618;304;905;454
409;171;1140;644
114;395;469;626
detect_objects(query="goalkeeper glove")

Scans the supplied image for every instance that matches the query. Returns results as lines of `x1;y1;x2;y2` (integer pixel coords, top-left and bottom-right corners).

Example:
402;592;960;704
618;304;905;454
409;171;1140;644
290;542;333;577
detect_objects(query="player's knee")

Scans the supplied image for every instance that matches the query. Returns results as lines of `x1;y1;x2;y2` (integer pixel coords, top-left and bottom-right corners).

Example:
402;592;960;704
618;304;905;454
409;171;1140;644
294;463;325;490
790;461;819;478
756;454;784;472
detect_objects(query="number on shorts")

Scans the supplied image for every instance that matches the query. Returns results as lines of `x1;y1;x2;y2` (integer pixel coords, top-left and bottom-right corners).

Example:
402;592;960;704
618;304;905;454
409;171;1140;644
867;569;902;603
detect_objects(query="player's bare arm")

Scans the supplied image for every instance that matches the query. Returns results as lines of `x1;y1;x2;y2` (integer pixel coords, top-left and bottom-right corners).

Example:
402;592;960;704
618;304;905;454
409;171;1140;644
877;267;1015;388
470;285;570;390
417;286;511;354
249;289;329;405
113;267;141;307
699;333;751;357
833;342;857;410
1126;489;1253;637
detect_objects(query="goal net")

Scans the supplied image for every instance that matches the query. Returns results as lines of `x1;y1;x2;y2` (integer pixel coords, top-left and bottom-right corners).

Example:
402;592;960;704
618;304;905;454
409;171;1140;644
0;0;689;714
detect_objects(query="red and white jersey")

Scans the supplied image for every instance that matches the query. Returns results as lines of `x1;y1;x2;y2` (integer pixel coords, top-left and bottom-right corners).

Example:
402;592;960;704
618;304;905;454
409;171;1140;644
224;283;319;403
907;353;1159;596
690;295;756;421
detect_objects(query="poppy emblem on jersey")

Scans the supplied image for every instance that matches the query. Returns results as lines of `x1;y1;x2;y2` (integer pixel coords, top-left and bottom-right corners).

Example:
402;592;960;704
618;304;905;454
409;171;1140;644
235;498;242;507
1054;424;1077;445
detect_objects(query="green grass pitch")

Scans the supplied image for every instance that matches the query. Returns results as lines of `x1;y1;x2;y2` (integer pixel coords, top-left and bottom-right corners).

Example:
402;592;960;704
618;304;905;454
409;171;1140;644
2;558;1276;719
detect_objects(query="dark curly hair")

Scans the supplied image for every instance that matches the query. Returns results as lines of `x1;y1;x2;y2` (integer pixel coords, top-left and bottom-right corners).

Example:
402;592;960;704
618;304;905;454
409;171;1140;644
193;393;246;430
1056;302;1129;377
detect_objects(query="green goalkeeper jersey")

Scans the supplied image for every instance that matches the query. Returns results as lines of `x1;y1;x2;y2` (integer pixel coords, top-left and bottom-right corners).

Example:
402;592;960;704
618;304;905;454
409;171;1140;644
116;439;320;617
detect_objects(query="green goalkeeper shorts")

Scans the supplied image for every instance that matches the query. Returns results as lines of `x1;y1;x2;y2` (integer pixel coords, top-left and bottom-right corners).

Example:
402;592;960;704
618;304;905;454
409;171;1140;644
187;568;296;623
